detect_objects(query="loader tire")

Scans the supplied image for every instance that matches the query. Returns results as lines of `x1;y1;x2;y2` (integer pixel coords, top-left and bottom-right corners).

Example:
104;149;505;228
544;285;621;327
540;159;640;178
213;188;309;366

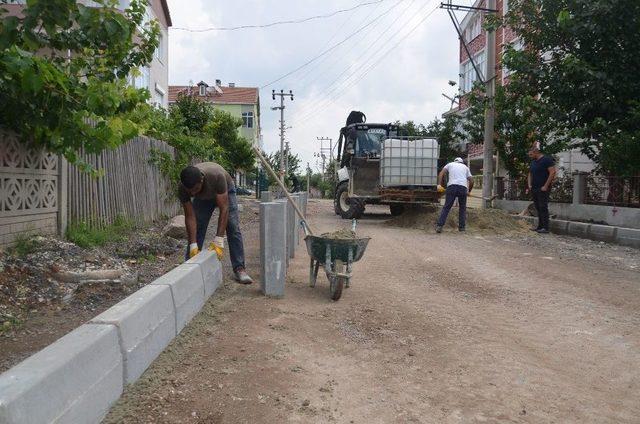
335;182;365;219
389;204;405;216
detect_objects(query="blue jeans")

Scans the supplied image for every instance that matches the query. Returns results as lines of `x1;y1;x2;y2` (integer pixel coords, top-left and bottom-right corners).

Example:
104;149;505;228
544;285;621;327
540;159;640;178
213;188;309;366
437;184;468;229
184;190;246;271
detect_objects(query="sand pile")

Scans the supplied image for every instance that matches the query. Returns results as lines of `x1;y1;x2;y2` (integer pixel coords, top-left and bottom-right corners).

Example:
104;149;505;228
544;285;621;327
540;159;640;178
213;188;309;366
385;205;529;234
321;228;357;239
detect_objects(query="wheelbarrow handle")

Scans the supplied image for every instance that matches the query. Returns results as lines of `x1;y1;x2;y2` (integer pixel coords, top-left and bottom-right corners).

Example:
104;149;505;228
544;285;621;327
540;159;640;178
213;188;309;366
300;220;312;236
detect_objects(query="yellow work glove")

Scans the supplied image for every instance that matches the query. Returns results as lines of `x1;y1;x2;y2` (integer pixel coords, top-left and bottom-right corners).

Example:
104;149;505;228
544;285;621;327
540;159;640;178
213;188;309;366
188;243;199;258
437;184;446;194
208;236;225;260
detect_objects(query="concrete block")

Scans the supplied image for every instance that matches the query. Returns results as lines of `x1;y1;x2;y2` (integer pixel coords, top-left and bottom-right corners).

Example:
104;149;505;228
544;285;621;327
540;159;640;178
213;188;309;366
152;264;205;333
287;195;299;259
91;285;176;384
550;219;570;235
587;224;616;243
567;221;590;238
0;324;122;424
260;202;287;297
260;191;273;202
616;227;640;248
275;199;290;265
186;250;223;298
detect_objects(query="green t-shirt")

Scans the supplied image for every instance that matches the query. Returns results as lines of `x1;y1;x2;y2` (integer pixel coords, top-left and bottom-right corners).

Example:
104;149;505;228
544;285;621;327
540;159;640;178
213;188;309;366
178;162;235;203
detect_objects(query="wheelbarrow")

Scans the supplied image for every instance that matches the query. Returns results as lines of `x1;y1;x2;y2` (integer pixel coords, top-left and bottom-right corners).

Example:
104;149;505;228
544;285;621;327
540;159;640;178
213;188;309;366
301;220;370;301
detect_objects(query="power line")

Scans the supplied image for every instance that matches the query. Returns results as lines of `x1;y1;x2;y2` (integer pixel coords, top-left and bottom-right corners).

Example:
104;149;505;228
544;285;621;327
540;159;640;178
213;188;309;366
290;0;384;91
259;0;405;89
292;2;440;129
291;0;419;121
171;0;388;32
292;1;437;125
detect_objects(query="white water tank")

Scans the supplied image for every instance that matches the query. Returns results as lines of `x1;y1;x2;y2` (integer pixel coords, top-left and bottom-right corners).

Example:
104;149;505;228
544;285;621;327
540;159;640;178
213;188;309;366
380;138;439;187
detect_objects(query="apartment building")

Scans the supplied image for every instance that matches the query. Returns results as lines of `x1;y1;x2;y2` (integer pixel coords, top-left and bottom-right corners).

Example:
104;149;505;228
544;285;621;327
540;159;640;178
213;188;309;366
168;80;261;149
450;0;593;175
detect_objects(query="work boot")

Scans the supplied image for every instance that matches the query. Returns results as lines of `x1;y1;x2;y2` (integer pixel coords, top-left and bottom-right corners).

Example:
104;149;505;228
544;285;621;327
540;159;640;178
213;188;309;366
530;227;541;231
536;228;550;234
436;225;443;233
459;227;465;232
234;268;254;284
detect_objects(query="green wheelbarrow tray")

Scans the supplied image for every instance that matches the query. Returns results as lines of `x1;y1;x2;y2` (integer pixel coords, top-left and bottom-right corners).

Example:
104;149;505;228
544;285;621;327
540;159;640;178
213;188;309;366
303;235;370;264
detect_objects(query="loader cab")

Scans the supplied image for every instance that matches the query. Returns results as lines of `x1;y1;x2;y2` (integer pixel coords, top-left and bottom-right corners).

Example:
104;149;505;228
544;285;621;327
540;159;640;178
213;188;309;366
338;123;399;167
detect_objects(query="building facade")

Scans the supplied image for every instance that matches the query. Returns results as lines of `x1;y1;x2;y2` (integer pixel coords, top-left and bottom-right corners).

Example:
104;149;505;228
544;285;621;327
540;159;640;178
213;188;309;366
4;0;172;109
451;0;593;176
168;81;261;148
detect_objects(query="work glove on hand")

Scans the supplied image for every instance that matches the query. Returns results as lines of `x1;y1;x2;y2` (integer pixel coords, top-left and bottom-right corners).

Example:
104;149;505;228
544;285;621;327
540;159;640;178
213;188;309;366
437;184;446;194
208;236;225;260
188;243;199;258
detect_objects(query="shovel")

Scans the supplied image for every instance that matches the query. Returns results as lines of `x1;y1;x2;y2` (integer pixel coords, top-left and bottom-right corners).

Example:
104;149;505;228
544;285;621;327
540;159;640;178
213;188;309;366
252;146;316;236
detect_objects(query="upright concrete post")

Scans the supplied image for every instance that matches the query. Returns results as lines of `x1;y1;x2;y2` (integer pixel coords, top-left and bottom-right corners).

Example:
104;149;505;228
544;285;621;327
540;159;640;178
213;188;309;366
287;194;299;258
260;202;286;297
260;191;273;202
572;172;587;205
275;199;289;266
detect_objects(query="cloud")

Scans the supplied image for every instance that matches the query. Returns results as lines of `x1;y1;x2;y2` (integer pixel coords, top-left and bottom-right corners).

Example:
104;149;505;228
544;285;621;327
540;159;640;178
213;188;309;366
167;0;468;171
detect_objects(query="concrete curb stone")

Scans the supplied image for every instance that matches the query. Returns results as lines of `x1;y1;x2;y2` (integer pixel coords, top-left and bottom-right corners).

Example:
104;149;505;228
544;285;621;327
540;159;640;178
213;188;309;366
186;250;223;298
91;285;176;384
152;264;205;333
567;221;590;238
616;227;640;248
0;324;122;424
587;224;616;243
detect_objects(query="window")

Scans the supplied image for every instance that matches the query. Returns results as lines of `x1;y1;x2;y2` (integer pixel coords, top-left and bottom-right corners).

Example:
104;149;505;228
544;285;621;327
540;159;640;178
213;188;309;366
242;112;254;128
154;32;164;62
459;50;486;93
131;66;150;90
464;14;482;42
503;38;524;79
199;85;206;96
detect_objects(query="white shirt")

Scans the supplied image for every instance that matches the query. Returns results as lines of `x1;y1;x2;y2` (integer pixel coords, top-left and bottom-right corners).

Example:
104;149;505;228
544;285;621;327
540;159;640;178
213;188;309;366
444;162;472;188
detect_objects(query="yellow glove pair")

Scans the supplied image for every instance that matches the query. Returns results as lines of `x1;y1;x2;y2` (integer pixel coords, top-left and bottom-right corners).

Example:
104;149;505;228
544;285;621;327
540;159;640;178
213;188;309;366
188;236;225;261
437;184;446;194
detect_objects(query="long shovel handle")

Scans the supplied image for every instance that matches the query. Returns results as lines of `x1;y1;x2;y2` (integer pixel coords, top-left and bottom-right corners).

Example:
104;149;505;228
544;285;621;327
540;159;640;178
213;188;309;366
253;146;316;236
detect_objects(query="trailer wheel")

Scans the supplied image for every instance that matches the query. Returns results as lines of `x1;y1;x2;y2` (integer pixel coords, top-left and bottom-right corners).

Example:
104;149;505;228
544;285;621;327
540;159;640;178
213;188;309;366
335;182;365;219
389;204;405;216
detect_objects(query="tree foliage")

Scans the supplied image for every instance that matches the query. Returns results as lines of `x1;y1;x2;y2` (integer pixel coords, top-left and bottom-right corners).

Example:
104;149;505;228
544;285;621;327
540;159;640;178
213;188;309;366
264;150;300;189
469;0;640;177
0;0;159;170
133;94;255;184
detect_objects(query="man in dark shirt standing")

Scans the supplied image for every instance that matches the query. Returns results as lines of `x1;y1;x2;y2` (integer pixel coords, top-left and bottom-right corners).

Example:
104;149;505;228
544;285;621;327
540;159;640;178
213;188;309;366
527;147;557;234
178;162;253;284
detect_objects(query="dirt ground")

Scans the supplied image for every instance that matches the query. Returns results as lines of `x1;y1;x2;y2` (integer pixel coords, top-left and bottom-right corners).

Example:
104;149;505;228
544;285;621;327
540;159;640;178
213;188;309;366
105;200;639;424
0;196;259;373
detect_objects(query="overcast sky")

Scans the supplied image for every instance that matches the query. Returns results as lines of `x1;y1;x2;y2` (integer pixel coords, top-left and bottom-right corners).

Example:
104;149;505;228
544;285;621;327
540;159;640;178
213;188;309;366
166;0;473;173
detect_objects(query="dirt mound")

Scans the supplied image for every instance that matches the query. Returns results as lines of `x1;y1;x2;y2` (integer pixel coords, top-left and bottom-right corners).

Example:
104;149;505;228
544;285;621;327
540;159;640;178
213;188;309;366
385;205;528;234
321;229;357;240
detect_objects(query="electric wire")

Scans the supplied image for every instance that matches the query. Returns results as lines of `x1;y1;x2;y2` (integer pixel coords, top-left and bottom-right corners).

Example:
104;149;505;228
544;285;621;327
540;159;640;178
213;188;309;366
171;0;388;32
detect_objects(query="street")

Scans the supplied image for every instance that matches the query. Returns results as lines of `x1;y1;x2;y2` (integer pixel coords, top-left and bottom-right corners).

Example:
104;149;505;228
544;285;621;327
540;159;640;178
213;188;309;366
106;199;640;424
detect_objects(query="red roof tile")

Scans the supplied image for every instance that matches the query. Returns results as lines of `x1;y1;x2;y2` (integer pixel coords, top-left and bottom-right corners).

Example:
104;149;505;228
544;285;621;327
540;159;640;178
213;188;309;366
168;85;259;105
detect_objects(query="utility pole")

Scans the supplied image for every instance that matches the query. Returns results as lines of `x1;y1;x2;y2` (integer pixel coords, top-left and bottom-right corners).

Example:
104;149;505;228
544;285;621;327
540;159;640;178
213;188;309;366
271;89;294;183
440;0;499;209
481;0;497;209
317;137;333;162
306;162;311;194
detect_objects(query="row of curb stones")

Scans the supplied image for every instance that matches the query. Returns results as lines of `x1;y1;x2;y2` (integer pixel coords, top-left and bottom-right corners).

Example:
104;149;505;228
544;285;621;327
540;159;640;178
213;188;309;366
0;250;222;424
517;216;640;248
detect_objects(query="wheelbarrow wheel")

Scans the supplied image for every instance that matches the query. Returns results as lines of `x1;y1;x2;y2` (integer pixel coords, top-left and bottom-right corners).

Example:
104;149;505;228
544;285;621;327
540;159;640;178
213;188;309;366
330;260;345;301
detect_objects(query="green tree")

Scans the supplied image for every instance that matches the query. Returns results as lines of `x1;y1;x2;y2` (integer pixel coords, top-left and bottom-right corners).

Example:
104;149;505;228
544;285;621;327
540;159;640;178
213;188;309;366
483;0;640;176
206;109;255;175
265;150;300;189
0;0;159;170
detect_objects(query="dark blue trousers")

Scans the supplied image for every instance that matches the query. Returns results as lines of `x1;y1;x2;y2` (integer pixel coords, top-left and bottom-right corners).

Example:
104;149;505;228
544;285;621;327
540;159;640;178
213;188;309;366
437;184;468;229
184;190;245;271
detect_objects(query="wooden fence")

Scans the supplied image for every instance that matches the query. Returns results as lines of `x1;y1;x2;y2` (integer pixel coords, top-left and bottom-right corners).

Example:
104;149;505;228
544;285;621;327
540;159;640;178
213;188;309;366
0;131;180;246
67;137;179;227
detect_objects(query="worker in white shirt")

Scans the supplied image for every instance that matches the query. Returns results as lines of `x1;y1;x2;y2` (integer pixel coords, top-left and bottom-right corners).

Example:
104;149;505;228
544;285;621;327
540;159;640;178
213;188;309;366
435;157;474;233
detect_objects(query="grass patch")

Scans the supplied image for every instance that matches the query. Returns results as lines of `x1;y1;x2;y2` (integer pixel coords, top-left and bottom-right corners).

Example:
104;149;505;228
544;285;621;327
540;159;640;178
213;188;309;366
9;233;38;257
66;216;136;248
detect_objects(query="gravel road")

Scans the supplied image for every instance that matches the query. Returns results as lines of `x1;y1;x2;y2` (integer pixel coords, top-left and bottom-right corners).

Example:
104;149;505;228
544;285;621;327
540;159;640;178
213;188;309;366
105;199;640;424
